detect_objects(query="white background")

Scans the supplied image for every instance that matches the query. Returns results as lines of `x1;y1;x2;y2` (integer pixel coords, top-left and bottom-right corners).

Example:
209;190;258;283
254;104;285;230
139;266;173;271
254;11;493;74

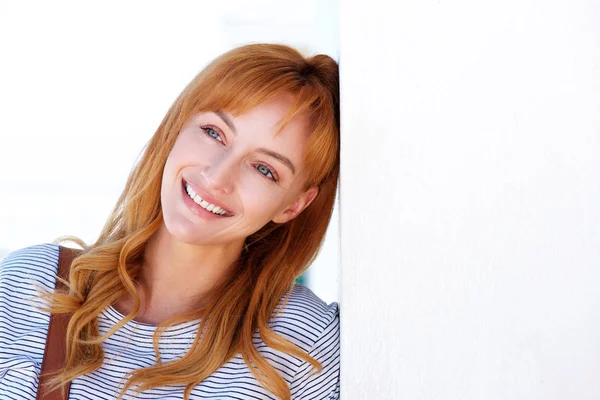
0;0;340;304
340;0;600;398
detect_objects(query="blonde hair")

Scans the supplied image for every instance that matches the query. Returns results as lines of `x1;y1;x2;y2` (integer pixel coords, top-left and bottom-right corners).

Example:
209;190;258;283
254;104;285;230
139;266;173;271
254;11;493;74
39;43;339;400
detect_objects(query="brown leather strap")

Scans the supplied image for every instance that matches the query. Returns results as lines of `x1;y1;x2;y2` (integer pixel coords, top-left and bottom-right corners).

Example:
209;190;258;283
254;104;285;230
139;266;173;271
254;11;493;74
37;245;81;400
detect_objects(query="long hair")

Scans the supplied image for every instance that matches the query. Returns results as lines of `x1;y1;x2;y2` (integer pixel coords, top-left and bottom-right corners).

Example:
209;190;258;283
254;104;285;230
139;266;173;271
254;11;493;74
37;43;339;400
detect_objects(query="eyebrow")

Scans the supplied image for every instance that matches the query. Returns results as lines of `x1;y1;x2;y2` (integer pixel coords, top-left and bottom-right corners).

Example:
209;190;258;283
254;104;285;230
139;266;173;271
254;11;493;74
257;148;297;175
213;110;297;175
215;110;237;135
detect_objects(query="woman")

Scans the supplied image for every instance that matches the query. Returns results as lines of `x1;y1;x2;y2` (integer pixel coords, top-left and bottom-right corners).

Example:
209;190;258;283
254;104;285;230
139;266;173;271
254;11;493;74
0;43;340;399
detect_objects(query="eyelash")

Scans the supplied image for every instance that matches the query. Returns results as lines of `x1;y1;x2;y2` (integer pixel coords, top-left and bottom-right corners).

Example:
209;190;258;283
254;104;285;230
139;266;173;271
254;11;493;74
254;163;278;182
201;125;224;142
199;125;279;183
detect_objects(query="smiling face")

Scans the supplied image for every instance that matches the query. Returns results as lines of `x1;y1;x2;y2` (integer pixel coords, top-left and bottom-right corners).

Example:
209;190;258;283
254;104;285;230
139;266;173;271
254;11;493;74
160;95;319;248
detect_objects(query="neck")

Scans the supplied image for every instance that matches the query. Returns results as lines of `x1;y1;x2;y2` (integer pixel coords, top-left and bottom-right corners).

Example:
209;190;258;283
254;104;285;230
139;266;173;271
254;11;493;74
114;222;244;325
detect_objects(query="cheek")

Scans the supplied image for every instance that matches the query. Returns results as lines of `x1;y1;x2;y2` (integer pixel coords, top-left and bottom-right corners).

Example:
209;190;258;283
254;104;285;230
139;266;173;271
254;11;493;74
238;183;286;221
165;134;212;173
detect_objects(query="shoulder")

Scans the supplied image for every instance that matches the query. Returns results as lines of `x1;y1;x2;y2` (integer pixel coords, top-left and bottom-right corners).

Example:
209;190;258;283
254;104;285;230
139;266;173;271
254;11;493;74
0;243;61;390
277;286;340;399
270;284;340;353
0;242;60;294
1;242;59;266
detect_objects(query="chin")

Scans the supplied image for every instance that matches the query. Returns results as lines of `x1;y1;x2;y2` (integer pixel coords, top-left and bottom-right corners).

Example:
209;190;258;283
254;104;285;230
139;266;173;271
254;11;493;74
160;211;204;243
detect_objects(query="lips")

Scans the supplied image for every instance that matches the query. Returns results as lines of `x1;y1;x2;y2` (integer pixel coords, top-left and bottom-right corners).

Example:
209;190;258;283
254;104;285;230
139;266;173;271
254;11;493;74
181;179;234;216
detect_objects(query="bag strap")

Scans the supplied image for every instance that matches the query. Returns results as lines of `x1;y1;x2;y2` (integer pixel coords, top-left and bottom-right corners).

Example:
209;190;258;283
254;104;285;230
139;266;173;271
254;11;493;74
37;245;82;400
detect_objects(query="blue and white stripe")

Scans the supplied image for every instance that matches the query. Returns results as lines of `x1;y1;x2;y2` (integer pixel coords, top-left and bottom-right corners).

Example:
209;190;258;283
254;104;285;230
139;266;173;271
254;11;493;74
0;243;340;399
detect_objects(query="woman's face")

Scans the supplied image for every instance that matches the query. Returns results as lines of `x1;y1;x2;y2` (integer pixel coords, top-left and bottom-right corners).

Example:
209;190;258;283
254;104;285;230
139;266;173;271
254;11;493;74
160;96;318;247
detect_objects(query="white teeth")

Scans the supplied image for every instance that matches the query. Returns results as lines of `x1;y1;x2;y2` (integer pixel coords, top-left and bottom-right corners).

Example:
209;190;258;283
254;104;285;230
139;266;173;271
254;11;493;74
184;183;228;215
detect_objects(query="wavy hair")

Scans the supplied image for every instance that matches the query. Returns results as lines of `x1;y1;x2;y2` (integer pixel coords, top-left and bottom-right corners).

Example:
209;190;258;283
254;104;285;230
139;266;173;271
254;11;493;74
37;43;339;400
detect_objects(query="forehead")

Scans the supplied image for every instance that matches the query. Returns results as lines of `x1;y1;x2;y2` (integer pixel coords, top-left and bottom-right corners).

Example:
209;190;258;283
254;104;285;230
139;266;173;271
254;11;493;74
217;101;311;171
231;95;309;136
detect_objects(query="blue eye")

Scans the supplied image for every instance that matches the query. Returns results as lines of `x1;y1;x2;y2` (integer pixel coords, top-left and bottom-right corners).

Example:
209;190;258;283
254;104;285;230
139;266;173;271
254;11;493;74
256;164;278;182
201;126;223;142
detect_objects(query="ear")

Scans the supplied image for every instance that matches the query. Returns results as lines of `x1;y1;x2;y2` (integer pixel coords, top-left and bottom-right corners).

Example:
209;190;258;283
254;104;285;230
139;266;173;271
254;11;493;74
272;186;319;224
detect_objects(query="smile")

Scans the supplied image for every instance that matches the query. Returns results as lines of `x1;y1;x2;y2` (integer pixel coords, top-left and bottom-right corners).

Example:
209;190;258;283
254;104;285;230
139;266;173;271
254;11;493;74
184;182;229;216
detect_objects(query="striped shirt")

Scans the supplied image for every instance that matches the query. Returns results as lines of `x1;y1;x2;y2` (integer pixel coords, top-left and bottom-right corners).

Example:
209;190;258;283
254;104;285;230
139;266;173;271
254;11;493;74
0;243;340;399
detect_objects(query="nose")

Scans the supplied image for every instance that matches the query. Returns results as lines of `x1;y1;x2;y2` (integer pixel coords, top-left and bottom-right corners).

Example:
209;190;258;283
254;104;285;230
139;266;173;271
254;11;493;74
200;154;236;195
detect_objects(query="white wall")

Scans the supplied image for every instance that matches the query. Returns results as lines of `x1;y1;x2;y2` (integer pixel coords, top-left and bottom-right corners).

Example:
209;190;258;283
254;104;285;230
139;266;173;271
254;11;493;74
340;0;600;398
